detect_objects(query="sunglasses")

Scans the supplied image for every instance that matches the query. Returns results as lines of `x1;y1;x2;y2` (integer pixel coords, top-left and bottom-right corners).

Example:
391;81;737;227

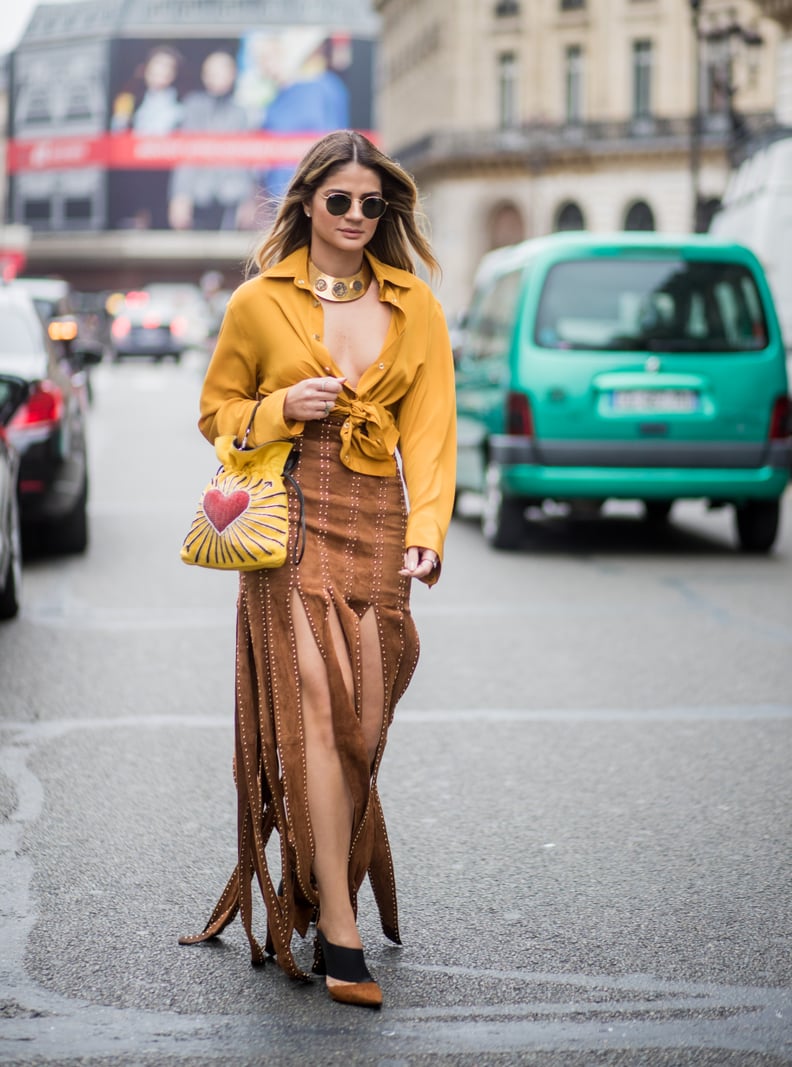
321;192;388;220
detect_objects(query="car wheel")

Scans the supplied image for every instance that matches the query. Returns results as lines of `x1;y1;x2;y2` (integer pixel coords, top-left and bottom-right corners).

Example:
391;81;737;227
482;463;525;549
52;480;89;554
643;499;674;523
0;493;22;620
735;500;780;553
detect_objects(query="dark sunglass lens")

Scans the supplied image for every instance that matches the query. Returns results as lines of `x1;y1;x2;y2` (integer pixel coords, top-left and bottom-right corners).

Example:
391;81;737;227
362;197;387;219
325;194;351;216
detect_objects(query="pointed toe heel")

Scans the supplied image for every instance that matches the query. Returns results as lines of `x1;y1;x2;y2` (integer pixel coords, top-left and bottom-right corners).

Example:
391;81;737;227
314;929;383;1010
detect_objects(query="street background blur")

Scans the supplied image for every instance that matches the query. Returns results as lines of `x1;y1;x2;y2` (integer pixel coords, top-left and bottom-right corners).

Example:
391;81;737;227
1;0;792;1063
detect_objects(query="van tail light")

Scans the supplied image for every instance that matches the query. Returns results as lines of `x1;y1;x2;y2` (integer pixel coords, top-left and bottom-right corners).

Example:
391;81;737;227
9;380;63;431
506;391;534;436
769;395;791;439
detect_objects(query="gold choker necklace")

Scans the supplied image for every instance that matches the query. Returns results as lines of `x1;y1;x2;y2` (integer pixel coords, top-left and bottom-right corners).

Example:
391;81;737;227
308;259;372;302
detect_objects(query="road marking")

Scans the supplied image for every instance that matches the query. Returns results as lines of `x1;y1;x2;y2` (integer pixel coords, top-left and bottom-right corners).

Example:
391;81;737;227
1;713;790;1061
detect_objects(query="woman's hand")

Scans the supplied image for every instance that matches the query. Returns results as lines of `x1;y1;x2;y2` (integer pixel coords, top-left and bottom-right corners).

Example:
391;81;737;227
399;546;439;583
283;376;346;422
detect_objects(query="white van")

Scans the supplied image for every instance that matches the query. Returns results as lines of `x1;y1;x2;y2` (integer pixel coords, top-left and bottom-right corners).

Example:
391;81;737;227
710;137;792;367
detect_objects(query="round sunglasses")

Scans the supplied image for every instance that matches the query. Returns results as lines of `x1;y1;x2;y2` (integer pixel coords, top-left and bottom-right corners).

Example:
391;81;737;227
321;192;388;220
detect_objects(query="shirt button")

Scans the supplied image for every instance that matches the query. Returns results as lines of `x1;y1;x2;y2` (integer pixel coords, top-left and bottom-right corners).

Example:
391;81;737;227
297;279;305;285
312;299;320;307
313;334;321;341
378;363;385;369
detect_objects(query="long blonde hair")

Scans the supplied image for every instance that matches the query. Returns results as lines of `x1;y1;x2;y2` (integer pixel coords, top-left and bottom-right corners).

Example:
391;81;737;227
249;130;439;277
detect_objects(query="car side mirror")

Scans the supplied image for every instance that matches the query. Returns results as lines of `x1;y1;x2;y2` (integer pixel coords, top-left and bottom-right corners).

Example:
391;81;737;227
71;342;104;366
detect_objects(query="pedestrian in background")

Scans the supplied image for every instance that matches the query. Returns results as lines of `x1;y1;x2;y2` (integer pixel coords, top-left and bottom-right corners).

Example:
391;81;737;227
167;51;255;230
181;129;456;1009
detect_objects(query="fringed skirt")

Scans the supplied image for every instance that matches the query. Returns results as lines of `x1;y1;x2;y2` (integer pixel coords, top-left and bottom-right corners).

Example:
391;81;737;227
180;416;420;978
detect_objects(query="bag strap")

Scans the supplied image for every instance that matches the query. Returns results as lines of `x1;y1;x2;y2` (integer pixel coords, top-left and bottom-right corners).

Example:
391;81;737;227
239;398;305;566
239;400;262;450
284;450;306;566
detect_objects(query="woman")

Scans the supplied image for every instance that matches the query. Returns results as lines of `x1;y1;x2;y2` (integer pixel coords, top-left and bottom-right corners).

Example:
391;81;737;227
181;130;456;1009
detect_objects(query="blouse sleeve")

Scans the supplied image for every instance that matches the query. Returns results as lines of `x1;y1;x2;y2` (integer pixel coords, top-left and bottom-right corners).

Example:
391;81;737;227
198;302;305;445
396;298;457;574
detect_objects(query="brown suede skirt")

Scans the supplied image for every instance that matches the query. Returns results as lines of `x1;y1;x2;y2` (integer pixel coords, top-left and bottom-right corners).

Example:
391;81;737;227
180;416;420;978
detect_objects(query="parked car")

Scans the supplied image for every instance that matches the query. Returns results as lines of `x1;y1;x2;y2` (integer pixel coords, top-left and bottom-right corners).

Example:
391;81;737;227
0;285;101;554
0;375;27;619
10;276;105;401
110;282;209;361
455;232;791;552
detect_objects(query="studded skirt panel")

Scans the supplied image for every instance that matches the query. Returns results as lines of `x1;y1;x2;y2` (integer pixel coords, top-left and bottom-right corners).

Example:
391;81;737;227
180;416;420;978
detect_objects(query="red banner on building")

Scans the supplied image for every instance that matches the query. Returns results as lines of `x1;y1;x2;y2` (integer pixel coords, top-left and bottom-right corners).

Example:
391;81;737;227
6;131;377;174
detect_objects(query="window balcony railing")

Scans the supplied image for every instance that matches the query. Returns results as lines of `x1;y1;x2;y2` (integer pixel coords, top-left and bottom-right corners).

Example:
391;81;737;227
394;111;777;170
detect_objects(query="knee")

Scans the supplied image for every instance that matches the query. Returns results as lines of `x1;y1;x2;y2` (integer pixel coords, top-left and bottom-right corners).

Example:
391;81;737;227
302;696;337;752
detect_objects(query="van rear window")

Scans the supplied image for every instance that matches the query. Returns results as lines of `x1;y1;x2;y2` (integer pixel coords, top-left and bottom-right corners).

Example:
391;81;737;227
534;259;769;352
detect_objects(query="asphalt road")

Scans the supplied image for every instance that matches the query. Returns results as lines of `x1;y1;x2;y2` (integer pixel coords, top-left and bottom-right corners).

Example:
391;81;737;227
1;353;791;1067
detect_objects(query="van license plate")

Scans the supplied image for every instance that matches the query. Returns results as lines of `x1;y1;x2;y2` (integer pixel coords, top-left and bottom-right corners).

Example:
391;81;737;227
609;389;699;413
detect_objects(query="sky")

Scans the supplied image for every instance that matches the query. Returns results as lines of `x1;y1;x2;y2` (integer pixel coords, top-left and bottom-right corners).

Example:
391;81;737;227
0;0;73;56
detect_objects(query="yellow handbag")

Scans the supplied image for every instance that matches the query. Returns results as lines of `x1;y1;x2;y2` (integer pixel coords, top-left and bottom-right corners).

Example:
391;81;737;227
181;405;305;571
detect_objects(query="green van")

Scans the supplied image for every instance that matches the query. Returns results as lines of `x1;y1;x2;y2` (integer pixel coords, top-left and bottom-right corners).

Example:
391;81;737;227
454;232;791;552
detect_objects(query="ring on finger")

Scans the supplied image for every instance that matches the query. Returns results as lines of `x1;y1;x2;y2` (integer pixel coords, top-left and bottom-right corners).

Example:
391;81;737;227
320;379;326;392
324;401;331;416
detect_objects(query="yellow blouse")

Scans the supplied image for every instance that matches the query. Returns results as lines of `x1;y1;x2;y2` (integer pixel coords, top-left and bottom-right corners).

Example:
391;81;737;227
199;246;457;565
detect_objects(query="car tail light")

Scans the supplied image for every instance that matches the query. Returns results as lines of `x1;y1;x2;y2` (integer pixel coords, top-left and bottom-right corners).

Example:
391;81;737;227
48;318;79;342
769;395;791;439
506;391;534;436
9;380;63;430
171;315;188;338
112;316;131;339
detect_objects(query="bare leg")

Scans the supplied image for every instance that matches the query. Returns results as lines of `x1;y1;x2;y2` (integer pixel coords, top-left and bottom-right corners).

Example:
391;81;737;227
293;596;387;993
292;592;361;954
358;608;385;768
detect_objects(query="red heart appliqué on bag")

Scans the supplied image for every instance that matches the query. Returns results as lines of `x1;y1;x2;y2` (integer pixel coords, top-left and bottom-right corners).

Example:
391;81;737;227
203;489;251;533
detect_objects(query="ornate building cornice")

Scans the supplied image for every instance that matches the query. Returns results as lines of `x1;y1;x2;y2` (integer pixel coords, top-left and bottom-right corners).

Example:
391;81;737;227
751;0;792;30
393;114;777;178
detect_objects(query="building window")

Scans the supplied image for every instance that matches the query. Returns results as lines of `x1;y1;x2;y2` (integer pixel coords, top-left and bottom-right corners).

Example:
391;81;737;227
498;52;519;128
494;0;520;13
564;45;583;123
624;200;655;230
554;201;585;230
560;0;585;11
489;201;526;249
632;40;653;118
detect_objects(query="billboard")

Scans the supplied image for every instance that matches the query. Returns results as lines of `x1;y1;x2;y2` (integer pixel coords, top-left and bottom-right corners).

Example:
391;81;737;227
7;28;375;232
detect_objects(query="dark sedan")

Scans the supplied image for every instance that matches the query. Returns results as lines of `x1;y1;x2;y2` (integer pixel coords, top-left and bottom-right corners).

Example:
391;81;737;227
110;289;189;362
0;375;27;618
0;286;99;554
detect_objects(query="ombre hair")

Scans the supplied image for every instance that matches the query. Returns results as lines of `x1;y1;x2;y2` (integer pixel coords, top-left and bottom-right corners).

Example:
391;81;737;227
249;130;439;278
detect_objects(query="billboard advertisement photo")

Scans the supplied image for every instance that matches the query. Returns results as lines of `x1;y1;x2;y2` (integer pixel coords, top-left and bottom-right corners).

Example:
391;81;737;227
8;27;375;233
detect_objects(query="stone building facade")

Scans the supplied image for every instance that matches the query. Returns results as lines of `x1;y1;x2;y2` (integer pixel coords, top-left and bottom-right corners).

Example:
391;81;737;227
374;0;783;318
